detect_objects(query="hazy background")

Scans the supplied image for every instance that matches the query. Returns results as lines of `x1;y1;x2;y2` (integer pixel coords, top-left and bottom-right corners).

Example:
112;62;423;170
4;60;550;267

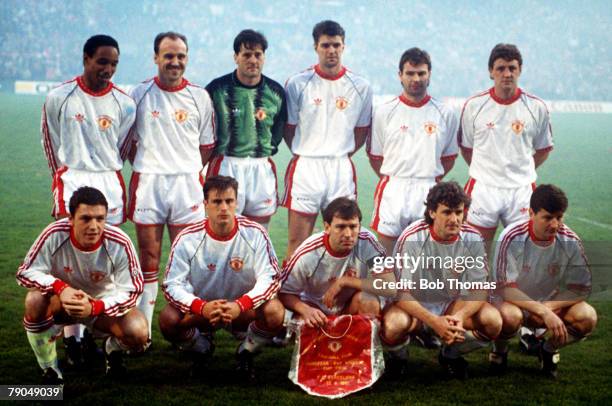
1;0;610;100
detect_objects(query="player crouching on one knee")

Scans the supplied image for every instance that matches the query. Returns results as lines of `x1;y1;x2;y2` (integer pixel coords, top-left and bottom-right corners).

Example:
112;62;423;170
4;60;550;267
380;182;502;379
490;184;597;378
159;176;285;381
279;197;395;331
17;187;148;384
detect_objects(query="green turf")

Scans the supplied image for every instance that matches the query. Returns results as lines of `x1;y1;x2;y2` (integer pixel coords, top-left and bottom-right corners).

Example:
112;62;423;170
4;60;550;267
0;93;611;404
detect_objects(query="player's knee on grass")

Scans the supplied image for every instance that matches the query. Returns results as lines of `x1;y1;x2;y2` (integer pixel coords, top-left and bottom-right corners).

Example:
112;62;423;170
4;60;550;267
24;290;53;320
566;302;598;336
382;305;413;345
498;302;523;335
159;304;184;341
476;303;503;339
257;298;285;331
117;309;149;348
352;292;380;316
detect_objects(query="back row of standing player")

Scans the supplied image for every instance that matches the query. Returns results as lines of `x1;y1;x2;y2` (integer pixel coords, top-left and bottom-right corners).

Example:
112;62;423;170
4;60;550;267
40;20;553;340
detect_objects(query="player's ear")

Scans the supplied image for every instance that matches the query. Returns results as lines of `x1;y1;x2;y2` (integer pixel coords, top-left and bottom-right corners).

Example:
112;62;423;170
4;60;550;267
528;208;535;218
323;221;331;234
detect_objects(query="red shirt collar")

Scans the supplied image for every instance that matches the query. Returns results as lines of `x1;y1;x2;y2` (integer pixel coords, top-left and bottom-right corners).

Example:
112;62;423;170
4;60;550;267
528;220;554;246
77;76;113;97
323;234;351;258
314;64;347;81
489;87;522;105
430;225;459;244
70;228;104;252
399;94;431;108
154;76;189;92
205;218;239;241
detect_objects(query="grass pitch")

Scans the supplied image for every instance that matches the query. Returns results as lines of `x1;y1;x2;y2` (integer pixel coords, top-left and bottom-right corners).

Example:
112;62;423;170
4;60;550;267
0;93;611;404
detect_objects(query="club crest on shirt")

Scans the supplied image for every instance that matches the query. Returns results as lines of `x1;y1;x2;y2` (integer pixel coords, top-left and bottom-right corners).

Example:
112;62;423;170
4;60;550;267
255;108;267;121
229;257;244;272
328;341;342;352
548;263;560;276
74;113;85;123
511;120;524;134
335;96;349;110
97;115;112;131
207;263;216;271
90;270;106;283
424;122;437;135
175;109;188;123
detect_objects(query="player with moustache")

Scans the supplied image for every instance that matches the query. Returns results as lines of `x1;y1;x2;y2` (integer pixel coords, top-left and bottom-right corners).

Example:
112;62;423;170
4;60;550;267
279;197;395;329
380;182;501;379
368;47;459;257
282;20;373;260
41;34;136;368
490;184;597;378
17;187;146;384
128;32;216;340
160;176;285;381
206;29;286;229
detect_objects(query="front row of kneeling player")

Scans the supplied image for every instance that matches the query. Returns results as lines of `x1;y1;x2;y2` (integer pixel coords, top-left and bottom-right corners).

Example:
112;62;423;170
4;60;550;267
17;178;596;384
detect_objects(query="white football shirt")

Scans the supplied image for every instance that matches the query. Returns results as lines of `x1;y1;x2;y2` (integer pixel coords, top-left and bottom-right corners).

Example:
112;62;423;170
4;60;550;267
494;220;591;301
285;65;373;157
458;88;553;188
41;77;136;174
130;77;216;174
368;94;459;179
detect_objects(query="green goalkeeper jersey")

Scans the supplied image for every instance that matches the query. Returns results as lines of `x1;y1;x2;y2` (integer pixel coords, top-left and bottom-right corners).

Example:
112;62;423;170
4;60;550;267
206;71;287;157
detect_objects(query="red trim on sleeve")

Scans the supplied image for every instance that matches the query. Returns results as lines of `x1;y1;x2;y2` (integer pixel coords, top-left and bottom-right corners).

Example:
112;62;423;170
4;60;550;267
535;146;554;153
199;143;215;150
52;279;69;296
190;298;207;315
89;298;105;316
236;295;253;312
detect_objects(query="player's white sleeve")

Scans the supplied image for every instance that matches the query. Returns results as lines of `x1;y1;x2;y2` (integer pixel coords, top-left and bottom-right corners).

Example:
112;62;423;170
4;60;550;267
285;78;300;126
197;90;216;149
493;233;521;287
358;231;388;275
532;105;553;151
16;224;60;293
238;231;282;311
99;234;143;317
458;102;474;150
280;254;311;296
366;105;385;159
41;97;62;175
356;84;373;128
117;97;137;161
162;238;200;314
441;108;460;157
564;240;591;295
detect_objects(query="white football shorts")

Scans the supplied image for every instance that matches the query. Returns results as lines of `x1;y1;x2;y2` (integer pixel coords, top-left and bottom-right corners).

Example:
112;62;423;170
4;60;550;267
371;176;436;238
464;178;535;230
281;155;357;215
52;167;126;225
206;156;277;218
128;172;205;226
